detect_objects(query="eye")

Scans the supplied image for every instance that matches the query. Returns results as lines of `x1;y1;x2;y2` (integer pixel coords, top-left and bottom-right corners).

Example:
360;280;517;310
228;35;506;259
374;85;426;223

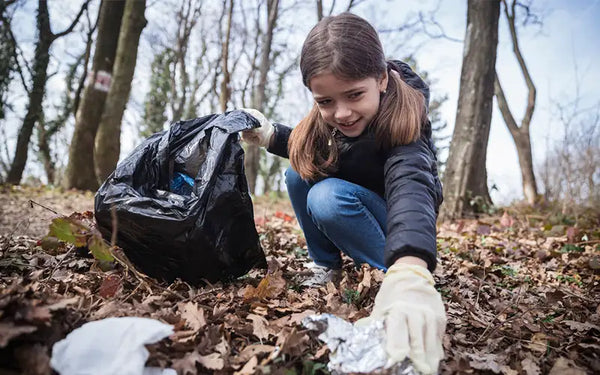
348;91;364;99
316;99;331;106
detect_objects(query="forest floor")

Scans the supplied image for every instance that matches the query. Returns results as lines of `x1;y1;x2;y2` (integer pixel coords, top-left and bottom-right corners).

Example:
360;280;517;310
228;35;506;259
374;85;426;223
1;185;599;374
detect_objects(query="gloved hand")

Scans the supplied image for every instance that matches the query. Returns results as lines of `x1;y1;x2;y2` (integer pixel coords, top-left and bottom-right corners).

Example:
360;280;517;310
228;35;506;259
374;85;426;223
358;263;446;375
239;108;275;148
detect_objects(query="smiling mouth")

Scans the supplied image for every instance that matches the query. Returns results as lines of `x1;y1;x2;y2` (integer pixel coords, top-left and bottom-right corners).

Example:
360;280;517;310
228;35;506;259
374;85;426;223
338;119;359;127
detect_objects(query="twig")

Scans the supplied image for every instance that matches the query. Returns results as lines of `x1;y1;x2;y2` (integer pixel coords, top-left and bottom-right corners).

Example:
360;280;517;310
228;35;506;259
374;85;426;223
29;199;64;217
473;285;525;345
474;268;486;308
122;282;144;303
43;247;75;281
110;205;118;247
575;240;600;246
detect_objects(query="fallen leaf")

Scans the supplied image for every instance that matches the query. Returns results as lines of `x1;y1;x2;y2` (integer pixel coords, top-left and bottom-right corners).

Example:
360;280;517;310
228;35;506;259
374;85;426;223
477;225;491;235
22;305;52;324
562;320;600;332
521;357;541;375
98;274;121;298
500;211;514;228
234;344;274;364
243;272;286;302
0;323;37;348
247;313;270;341
467;352;502;373
274;211;294;222
179;301;206;332
527;333;549;353
197;352;224;370
46;296;80;311
548;357;586;375
234;355;258;375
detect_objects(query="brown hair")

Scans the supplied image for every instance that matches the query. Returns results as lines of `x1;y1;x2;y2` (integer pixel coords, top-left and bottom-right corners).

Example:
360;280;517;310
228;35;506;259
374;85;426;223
288;12;426;180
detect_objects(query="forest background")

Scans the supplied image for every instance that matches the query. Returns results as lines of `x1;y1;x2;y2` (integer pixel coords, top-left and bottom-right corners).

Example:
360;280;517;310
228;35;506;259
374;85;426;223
1;1;600;373
1;0;598;213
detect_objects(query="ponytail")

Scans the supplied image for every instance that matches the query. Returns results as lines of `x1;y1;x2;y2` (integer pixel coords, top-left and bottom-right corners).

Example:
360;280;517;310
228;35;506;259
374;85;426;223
288;104;339;180
373;64;426;150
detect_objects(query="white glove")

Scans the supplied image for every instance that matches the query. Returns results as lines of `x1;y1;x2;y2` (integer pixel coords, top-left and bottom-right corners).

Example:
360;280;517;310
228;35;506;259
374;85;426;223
239;108;275;148
358;263;446;374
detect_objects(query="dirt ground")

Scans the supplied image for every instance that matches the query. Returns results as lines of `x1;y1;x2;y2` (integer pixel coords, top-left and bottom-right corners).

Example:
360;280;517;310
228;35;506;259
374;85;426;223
0;185;293;238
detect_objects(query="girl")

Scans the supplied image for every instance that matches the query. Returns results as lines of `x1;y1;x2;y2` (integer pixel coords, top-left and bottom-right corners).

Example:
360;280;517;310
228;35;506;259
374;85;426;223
241;12;445;375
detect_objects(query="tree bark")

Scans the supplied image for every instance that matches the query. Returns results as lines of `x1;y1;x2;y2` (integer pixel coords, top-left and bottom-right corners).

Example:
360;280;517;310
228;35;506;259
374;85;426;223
94;0;147;183
6;0;88;185
245;0;279;194
219;0;233;113
493;0;538;205
440;0;500;220
64;0;124;190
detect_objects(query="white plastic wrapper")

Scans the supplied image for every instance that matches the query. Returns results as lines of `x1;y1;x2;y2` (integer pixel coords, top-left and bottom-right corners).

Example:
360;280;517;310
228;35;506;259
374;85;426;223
302;314;419;374
51;317;176;375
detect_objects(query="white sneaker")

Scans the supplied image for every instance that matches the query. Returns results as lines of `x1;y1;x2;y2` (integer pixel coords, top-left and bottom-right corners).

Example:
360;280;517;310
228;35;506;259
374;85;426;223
301;263;342;287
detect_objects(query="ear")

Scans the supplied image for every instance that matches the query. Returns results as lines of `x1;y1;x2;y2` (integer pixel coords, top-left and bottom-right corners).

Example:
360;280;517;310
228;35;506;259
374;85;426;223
378;70;389;92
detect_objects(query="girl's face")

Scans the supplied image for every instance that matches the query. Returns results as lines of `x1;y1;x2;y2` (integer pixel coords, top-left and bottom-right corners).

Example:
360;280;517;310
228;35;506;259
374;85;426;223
309;71;388;138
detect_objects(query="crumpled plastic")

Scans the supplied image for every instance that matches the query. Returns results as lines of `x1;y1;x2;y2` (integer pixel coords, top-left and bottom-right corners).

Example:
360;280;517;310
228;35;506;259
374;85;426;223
50;317;176;375
302;314;419;374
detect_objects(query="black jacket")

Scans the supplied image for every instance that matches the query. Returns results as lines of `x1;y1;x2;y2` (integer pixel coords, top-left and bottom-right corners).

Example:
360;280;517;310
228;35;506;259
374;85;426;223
267;61;443;272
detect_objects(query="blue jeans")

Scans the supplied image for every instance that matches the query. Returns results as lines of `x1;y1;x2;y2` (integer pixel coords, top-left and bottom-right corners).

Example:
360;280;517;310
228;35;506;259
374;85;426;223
285;167;387;270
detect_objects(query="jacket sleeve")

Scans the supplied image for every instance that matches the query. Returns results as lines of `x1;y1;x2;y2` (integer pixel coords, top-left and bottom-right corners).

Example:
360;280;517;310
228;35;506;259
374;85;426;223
384;138;442;272
266;123;292;159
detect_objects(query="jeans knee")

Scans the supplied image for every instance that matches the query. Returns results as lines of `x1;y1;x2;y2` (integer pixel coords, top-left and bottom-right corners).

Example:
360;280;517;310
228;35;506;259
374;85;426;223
307;179;353;226
284;167;304;191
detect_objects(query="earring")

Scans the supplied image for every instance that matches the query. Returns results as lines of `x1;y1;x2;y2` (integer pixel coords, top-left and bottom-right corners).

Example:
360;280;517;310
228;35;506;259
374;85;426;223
381;90;387;95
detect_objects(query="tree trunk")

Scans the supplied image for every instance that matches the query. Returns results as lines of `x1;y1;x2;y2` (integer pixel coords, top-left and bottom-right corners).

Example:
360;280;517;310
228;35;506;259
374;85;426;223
94;0;147;183
493;0;538;205
219;0;233;113
36;113;56;184
440;0;500;220
64;0;124;190
245;0;279;194
6;0;52;184
0;0;17;122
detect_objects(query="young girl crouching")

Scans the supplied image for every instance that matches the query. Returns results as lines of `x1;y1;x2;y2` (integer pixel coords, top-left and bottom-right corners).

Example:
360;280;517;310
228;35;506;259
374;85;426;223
241;12;446;375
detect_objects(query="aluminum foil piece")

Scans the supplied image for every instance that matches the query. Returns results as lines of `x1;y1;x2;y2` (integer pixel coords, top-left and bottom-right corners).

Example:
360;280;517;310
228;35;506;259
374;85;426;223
302;314;419;374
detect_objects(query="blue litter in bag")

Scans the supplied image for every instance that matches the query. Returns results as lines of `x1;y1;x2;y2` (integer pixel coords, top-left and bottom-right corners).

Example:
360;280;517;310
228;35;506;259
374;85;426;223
170;172;195;195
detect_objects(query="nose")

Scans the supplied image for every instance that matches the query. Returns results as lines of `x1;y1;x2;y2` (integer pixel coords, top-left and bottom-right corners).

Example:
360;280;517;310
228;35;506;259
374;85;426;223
334;103;352;122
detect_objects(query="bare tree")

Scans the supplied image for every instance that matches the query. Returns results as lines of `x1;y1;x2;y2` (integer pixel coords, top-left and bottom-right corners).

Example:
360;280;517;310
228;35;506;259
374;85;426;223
494;0;538;205
5;0;89;185
219;0;234;112
440;0;500;220
169;0;201;121
64;0;125;190
94;0;147;183
35;8;97;185
244;0;280;194
539;92;600;210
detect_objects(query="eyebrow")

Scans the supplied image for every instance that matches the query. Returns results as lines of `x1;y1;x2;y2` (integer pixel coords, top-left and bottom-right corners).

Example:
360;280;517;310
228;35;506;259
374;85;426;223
313;86;367;100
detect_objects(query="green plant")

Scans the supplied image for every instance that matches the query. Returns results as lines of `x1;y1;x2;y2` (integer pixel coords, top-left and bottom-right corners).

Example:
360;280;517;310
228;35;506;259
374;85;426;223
559;244;584;253
302;360;328;375
342;288;361;305
493;265;518;277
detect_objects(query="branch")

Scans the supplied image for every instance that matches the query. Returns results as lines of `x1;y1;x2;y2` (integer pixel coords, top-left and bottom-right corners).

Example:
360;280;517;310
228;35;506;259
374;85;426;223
416;10;462;42
52;0;91;40
503;0;536;131
0;10;31;94
494;72;519;137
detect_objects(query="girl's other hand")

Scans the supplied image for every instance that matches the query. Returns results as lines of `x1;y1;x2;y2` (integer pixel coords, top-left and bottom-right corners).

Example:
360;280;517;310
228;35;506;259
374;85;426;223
358;260;446;374
239;108;275;148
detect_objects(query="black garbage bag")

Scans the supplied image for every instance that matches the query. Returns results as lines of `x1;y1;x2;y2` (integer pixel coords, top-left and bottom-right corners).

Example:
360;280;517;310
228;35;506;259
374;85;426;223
94;110;266;284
